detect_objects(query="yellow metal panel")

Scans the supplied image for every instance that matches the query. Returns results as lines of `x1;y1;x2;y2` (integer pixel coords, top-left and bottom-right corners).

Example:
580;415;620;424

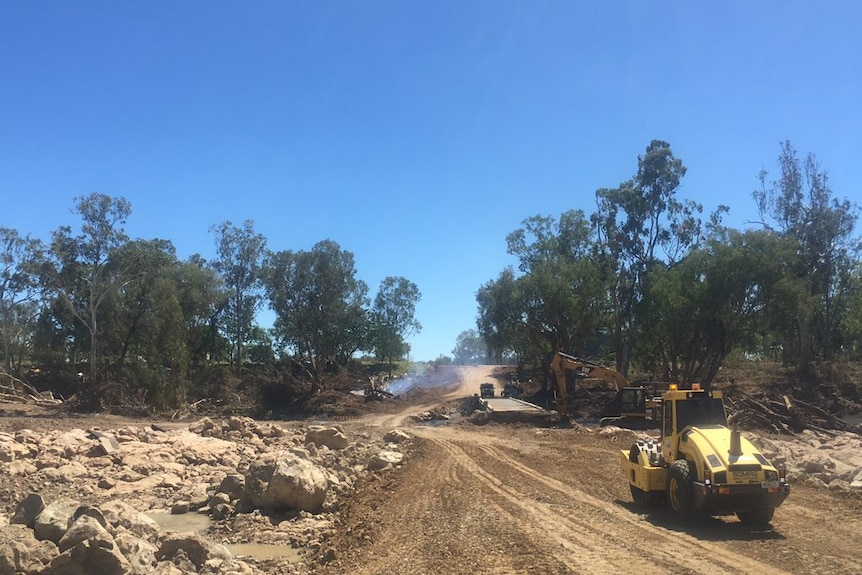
620;451;667;493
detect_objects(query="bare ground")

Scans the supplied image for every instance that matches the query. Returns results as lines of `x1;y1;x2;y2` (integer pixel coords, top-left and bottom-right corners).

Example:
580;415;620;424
320;366;862;575
2;365;861;574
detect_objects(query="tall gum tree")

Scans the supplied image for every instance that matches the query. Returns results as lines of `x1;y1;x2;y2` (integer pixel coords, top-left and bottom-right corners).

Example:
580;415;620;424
591;140;725;376
210;220;267;369
42;193;131;405
0;227;43;373
505;210;610;370
372;276;421;370
264;240;369;382
753;141;860;370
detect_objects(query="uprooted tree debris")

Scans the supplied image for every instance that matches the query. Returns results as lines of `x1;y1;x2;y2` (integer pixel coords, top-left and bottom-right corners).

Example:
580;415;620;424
726;387;861;436
0;369;63;406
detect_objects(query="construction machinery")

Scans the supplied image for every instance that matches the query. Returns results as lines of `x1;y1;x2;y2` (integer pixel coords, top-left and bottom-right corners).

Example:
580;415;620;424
501;377;524;398
479;383;495;399
550;352;661;429
620;383;789;525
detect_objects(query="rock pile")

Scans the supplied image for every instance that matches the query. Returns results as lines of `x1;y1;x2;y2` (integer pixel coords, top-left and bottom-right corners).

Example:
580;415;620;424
751;429;862;490
0;416;412;574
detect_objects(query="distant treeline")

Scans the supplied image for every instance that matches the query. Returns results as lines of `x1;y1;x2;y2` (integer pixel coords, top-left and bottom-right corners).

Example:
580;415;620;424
456;140;860;391
1;200;421;409
3;140;859;409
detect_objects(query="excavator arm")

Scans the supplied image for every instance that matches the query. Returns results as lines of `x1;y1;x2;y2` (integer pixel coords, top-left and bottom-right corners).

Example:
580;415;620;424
550;352;628;417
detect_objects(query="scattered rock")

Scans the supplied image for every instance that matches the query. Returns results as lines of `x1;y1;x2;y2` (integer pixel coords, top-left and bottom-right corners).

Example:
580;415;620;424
384;429;411;444
367;450;404;471
11;493;45;527
34;498;80;544
306;426;349;450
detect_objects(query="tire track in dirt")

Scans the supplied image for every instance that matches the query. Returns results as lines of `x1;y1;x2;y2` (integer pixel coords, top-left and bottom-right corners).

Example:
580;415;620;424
340;365;859;575
472;440;791;574
434;437;641;574
425;428;792;575
345;439;459;574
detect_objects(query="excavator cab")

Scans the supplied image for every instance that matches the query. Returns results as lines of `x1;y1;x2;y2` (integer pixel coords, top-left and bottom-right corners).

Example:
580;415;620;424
620;387;646;414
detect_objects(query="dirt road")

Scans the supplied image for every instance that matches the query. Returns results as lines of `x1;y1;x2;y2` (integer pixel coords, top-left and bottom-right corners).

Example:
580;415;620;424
321;366;862;575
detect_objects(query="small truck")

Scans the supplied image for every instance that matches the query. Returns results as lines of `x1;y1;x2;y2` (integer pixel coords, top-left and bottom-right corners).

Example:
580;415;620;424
479;383;495;398
620;383;790;525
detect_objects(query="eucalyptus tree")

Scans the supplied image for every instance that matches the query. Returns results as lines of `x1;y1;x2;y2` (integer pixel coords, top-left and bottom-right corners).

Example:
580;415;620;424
753;141;860;368
210;220;267;369
41;193;132;402
104;239;181;366
0;227;43;372
503;210;610;369
97;238;190;407
452;329;488;365
591;140;724;375
476;267;521;364
175;254;229;370
371;276;421;369
264;239;369;381
638;230;795;386
844;264;862;359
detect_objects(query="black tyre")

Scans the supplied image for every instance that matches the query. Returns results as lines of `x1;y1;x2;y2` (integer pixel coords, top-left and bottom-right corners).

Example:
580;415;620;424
630;484;647;505
667;459;698;522
736;507;775;526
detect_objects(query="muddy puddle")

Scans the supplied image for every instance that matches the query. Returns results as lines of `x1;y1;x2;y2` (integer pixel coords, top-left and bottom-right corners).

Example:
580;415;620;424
147;511;302;561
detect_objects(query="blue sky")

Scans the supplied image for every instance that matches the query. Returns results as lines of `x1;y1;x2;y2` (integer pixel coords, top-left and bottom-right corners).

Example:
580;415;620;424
2;2;860;361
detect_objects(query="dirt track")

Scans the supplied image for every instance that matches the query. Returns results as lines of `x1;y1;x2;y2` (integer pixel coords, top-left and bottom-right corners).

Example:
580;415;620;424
1;366;860;574
321;366;862;575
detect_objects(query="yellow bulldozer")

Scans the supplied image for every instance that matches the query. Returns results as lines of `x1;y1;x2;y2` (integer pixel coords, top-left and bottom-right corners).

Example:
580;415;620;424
620;383;790;524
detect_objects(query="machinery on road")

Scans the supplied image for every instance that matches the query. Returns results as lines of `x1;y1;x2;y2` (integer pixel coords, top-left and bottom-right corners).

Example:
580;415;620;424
501;377;524;398
620;383;790;525
479;383;495;398
550;352;661;429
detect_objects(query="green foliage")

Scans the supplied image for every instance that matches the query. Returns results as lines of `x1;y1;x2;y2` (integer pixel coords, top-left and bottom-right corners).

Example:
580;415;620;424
478;210;611;370
637;230;795;385
371;276;421;368
753;141;860;370
0;227;43;372
7;138;861;412
452;329;487;364
590;140;725;375
175;255;229;368
41;193;133;406
264;240;370;379
476;268;522;363
477;139;861;389
210;220;267;368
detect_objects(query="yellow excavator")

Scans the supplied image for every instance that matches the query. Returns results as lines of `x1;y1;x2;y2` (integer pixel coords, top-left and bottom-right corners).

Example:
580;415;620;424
550;352;661;429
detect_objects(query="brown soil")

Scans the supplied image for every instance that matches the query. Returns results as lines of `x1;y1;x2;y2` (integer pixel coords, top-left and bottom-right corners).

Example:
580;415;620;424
321;366;862;575
2;365;861;575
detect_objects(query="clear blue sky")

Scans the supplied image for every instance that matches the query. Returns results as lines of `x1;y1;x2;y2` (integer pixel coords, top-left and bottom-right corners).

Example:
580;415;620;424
2;2;860;361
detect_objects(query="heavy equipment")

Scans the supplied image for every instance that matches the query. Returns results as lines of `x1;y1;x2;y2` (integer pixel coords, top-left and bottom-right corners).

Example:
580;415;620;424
550;352;661;429
501;378;524;398
620;383;790;525
479;383;495;398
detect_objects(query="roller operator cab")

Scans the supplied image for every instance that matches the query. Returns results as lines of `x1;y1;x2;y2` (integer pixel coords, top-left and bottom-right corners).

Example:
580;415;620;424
620;384;790;525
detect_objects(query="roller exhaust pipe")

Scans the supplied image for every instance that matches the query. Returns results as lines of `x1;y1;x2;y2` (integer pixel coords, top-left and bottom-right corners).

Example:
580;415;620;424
729;428;742;457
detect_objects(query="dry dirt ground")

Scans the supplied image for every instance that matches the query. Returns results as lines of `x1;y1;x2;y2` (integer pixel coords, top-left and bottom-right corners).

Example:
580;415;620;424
322;366;862;575
3;365;862;575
